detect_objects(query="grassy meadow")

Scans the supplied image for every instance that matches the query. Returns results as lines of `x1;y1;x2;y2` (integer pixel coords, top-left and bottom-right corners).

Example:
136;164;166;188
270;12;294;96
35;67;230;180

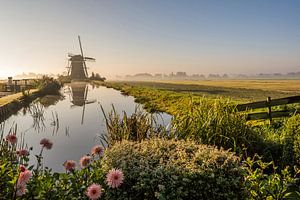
109;80;298;103
103;79;300;156
151;79;300;93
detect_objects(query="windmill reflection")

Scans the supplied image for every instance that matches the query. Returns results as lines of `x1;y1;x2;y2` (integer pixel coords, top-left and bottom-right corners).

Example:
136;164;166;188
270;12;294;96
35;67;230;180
67;83;96;124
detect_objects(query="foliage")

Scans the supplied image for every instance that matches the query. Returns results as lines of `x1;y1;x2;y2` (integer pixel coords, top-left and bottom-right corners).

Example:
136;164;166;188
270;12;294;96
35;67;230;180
100;105;167;146
90;72;106;81
170;96;261;154
102;138;245;200
102;82;300;163
34;76;62;95
243;155;300;200
57;75;72;84
280;115;300;166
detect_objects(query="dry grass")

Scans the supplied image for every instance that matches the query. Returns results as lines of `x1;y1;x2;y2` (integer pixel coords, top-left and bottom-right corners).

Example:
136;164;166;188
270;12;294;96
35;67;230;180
0;89;38;106
0;83;5;92
151;79;300;93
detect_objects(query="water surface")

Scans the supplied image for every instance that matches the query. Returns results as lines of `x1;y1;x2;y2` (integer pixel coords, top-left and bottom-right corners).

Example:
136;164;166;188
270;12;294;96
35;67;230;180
2;83;171;172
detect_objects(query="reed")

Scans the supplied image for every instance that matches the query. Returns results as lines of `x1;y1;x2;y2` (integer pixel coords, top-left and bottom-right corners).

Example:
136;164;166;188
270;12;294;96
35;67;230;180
99;104;167;146
170;97;261;154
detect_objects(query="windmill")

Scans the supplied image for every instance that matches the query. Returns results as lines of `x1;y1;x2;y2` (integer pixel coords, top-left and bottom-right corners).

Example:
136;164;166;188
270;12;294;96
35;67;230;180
67;36;95;80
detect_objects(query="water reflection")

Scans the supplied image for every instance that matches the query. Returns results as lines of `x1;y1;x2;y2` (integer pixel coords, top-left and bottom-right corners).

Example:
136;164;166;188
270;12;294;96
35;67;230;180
67;82;96;124
2;84;172;172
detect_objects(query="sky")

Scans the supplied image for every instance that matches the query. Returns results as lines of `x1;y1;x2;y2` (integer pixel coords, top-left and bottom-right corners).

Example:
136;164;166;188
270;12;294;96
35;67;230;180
0;0;300;79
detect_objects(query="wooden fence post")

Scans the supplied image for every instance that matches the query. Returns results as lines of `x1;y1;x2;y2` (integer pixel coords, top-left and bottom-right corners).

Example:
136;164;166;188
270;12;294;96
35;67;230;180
267;97;272;123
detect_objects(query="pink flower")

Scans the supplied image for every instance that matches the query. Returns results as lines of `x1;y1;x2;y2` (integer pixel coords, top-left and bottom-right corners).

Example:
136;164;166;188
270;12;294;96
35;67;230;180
18;170;32;185
16;149;29;157
80;155;91;168
86;183;102;200
91;145;104;156
106;168;124;188
16;183;26;197
64;160;76;171
6;134;17;144
40;138;53;150
19;165;27;172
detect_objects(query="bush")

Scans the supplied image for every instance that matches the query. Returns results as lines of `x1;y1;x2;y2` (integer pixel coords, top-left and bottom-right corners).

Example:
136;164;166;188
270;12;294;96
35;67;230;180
102;138;245;200
34;76;62;95
243;155;299;200
281;114;300;166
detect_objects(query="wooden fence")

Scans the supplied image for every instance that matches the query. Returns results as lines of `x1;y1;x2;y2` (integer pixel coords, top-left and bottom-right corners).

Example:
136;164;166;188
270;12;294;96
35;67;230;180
236;95;300;121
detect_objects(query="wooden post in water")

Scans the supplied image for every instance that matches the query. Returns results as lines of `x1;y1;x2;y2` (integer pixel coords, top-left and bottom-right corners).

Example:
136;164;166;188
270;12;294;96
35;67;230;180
14;80;18;93
24;79;28;88
267;97;272;124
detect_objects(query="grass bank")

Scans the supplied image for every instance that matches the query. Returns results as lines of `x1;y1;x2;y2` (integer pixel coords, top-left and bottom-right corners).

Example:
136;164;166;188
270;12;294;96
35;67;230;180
0;89;38;107
102;81;300;164
0;77;62;122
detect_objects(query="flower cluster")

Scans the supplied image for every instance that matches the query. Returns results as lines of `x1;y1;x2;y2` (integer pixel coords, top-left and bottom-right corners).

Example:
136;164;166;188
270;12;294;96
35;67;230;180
3;132;125;200
64;160;76;171
6;134;17;144
12;137;53;197
16;149;29;157
106;168;124;188
86;168;124;200
40;138;53;150
86;184;102;200
16;165;32;196
91;145;104;156
62;145;125;199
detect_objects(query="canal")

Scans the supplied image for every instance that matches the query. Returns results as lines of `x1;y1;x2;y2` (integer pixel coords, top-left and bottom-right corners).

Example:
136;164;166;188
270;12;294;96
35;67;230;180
1;82;171;172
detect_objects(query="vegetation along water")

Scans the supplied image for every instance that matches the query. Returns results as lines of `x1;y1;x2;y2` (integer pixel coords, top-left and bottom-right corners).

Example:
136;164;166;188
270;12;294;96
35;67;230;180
2;79;300;199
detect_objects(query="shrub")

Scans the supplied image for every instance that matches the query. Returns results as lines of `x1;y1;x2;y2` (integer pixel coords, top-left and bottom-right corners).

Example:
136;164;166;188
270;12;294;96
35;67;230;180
243;155;299;199
34;76;62;95
281;114;300;166
101;138;245;200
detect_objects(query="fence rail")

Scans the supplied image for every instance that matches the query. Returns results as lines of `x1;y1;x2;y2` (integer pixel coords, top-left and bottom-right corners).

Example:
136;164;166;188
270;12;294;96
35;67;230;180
237;95;300;121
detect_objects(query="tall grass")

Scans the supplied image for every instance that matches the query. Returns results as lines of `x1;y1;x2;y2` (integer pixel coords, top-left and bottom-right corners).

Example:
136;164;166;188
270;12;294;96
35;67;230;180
170;97;262;154
99;104;167;146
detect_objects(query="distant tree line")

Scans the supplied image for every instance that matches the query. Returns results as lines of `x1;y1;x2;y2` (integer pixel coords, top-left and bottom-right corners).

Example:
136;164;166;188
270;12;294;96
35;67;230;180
121;71;300;80
90;72;106;81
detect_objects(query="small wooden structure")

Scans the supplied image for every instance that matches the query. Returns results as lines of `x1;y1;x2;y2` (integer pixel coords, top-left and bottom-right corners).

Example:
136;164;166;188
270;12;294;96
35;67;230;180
4;78;34;93
237;95;300;122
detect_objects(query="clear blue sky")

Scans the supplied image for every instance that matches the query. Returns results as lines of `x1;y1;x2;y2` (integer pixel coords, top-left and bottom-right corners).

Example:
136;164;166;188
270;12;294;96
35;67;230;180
0;0;299;78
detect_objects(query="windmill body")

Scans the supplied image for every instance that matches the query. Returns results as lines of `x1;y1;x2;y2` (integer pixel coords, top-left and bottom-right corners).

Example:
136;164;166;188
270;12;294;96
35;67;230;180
69;55;88;80
67;36;95;80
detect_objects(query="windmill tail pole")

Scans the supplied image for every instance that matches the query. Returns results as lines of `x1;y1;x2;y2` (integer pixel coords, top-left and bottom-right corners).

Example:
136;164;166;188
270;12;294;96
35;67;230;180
78;35;84;57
